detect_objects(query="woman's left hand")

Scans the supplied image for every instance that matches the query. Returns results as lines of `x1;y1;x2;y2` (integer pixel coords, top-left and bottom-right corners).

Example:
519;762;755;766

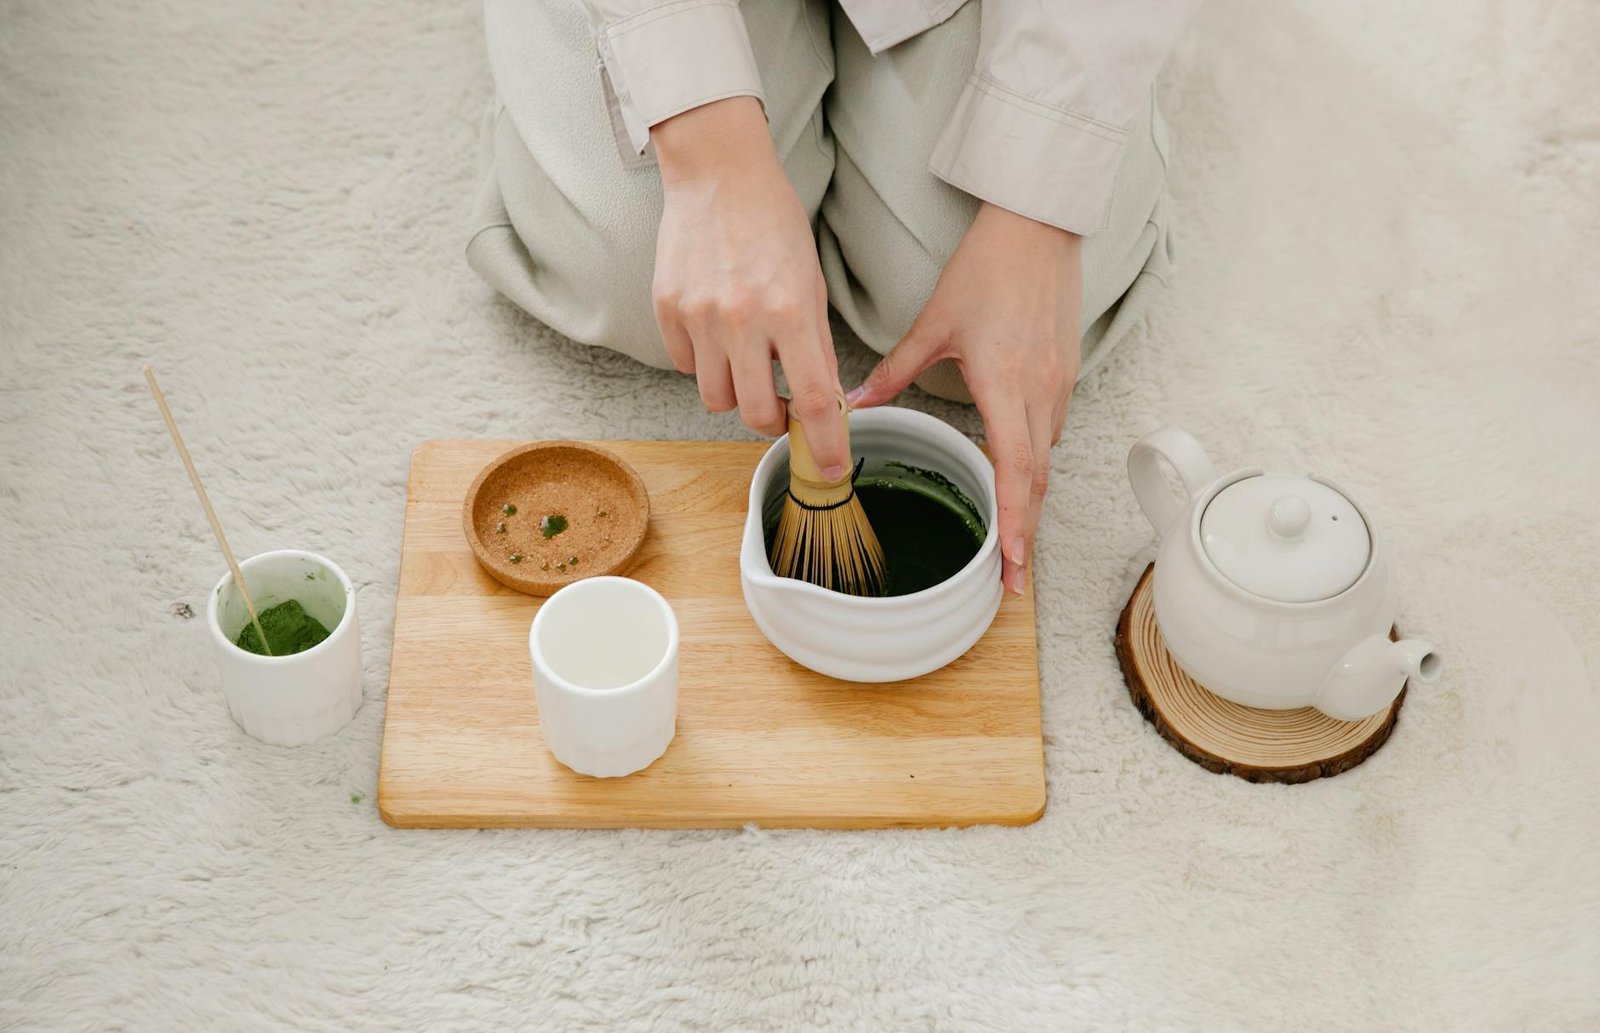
846;202;1083;595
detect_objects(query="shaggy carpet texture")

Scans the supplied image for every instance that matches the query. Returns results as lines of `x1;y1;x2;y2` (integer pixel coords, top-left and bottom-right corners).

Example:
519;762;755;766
3;0;1598;1029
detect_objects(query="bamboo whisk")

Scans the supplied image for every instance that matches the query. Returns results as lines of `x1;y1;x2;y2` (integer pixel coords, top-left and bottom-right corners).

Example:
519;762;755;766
768;397;887;597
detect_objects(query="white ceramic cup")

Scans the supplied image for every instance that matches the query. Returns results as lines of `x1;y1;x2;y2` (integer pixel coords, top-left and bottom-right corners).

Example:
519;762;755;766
529;576;678;778
206;549;363;746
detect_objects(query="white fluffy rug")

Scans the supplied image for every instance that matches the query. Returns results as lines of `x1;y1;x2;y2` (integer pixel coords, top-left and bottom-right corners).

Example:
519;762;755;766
4;0;1598;1028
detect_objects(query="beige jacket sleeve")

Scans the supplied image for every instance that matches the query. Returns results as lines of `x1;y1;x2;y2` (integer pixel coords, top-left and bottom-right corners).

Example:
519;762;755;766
841;0;1200;235
585;0;1199;235
581;0;766;155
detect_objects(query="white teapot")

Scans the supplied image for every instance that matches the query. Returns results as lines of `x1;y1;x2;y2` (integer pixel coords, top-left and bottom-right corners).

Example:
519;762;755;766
1127;428;1441;720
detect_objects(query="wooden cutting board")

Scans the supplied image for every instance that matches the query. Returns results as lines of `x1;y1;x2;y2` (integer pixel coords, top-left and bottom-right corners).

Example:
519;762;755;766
378;439;1044;829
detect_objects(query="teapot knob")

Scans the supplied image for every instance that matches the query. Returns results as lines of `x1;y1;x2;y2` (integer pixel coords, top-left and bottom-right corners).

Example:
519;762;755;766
1267;494;1312;539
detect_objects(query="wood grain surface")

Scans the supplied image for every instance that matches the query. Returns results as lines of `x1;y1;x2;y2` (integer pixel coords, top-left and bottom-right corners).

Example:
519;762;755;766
1115;563;1403;784
378;440;1045;828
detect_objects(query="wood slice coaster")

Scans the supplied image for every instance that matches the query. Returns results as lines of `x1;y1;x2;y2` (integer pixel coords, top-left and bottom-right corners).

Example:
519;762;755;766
1114;564;1405;784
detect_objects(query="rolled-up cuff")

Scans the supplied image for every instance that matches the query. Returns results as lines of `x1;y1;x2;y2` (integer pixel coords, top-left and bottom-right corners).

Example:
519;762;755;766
929;75;1128;235
598;0;766;154
835;0;965;55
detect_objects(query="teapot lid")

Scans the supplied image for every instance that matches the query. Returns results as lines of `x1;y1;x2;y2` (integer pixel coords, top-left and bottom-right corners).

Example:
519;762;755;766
1199;474;1370;603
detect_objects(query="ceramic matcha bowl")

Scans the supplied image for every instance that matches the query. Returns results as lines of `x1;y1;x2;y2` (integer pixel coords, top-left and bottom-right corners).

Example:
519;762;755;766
740;406;1002;682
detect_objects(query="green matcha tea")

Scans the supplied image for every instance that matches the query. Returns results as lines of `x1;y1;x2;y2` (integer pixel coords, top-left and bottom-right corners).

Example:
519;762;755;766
235;599;332;656
854;482;984;595
765;461;987;597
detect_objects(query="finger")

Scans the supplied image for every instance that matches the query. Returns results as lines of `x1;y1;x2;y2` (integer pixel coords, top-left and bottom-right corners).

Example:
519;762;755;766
1023;401;1055;579
653;295;696;375
777;317;850;481
970;377;1035;595
730;343;786;436
694;344;736;413
679;298;742;413
1050;379;1073;445
846;319;947;409
815;276;839;383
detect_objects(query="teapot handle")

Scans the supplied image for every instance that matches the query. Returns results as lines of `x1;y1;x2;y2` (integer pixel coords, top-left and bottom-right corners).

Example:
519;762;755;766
1128;427;1215;537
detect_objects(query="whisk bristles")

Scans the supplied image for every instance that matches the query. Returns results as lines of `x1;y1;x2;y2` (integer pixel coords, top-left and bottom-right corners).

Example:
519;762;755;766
769;458;887;596
767;394;887;596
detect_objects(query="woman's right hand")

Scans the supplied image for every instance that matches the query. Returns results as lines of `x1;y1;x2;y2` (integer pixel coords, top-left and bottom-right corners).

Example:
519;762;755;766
650;97;850;481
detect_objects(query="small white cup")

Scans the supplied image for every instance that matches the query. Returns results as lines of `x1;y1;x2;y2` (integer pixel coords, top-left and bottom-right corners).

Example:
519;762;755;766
206;549;363;746
529;576;678;778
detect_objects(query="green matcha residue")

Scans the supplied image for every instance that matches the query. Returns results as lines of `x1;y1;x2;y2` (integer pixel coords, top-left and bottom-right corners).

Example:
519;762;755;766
883;462;984;536
235;599;332;656
540;514;568;539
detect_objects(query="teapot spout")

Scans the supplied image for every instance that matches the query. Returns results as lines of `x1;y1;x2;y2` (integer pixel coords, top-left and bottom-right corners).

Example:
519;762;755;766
1314;635;1443;721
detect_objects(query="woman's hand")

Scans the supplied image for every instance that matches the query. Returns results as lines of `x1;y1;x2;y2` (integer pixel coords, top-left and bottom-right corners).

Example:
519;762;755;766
847;203;1084;594
650;97;850;480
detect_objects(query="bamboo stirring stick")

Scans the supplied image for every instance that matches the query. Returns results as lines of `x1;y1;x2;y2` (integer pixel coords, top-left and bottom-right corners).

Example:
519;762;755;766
143;366;273;656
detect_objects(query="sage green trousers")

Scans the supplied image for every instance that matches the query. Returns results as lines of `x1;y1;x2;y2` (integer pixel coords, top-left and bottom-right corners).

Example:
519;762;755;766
468;0;1173;401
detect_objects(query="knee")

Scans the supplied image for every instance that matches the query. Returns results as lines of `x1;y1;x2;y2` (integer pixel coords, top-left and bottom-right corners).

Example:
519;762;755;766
471;115;672;369
468;215;671;370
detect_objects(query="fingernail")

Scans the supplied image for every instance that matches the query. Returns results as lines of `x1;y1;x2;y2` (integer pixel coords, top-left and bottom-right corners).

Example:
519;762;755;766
1010;537;1028;566
822;464;847;482
844;386;866;407
1005;565;1025;595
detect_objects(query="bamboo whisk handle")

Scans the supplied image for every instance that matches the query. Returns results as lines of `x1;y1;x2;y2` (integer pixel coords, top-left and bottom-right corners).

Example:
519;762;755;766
785;394;851;490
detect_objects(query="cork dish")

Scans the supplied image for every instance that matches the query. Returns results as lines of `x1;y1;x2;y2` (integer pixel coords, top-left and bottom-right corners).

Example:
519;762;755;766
462;442;649;596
